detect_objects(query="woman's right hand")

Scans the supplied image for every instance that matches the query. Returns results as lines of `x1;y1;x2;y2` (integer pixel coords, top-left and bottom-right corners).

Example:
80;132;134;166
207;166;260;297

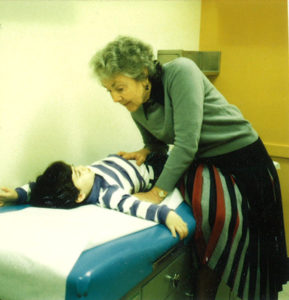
117;148;151;166
0;187;18;206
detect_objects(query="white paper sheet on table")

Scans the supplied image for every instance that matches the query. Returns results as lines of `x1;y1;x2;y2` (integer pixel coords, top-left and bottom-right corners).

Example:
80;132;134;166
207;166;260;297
0;188;183;300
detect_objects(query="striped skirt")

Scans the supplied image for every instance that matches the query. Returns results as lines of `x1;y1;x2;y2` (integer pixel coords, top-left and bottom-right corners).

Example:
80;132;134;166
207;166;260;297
178;138;289;300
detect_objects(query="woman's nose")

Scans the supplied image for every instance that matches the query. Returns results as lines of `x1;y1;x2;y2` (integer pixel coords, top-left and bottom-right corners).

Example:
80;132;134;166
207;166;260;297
111;91;122;103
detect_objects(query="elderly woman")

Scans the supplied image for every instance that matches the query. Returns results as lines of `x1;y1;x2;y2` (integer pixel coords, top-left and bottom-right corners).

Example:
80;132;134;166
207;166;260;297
90;36;288;300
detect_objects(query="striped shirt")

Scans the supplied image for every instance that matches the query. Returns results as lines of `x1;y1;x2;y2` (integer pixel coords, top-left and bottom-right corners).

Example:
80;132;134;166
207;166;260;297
15;154;171;224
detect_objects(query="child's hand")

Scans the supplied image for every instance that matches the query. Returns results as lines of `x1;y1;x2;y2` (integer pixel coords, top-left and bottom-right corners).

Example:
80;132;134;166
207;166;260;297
165;211;188;240
0;187;18;206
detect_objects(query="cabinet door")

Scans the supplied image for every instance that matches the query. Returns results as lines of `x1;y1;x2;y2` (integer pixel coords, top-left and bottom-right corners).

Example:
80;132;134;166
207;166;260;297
142;249;194;300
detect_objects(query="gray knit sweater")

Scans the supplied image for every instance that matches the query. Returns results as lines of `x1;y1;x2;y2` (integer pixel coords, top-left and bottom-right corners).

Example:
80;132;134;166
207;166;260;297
131;57;258;191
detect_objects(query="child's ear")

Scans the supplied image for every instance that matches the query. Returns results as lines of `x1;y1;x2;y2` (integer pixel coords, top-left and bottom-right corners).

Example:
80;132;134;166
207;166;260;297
75;193;86;203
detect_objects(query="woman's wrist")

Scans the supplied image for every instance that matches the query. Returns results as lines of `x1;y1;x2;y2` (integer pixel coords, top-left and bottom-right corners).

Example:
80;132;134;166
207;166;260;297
142;148;151;155
151;186;168;201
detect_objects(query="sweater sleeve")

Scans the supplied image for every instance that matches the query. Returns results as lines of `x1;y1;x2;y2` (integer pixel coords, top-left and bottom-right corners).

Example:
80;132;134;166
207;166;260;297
133;120;169;154
15;183;34;204
97;182;171;224
156;59;205;191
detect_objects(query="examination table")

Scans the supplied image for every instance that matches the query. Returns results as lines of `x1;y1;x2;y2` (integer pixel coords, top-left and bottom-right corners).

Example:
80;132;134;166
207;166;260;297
0;191;196;300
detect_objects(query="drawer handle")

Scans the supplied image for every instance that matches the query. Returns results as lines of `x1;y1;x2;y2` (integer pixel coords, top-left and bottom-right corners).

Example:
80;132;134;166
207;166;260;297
165;273;180;288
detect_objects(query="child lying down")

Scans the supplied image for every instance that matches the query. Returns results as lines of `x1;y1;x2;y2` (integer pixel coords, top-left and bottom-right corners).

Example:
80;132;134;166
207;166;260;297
0;153;188;239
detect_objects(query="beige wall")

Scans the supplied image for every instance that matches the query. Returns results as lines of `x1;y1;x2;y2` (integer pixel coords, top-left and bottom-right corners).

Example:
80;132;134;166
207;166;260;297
0;0;201;187
199;0;289;250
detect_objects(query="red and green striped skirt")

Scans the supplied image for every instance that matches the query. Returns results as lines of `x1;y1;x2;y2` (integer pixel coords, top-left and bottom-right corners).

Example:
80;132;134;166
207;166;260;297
179;138;289;300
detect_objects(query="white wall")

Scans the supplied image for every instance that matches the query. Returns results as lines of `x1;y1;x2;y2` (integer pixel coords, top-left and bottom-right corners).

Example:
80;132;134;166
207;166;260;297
0;0;201;186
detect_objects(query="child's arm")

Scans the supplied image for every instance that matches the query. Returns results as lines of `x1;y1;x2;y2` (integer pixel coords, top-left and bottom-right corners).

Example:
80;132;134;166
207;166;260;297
0;184;31;206
97;183;188;239
0;187;18;206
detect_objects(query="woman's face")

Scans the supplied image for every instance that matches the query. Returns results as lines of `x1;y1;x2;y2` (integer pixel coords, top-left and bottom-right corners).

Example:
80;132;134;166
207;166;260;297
101;74;150;112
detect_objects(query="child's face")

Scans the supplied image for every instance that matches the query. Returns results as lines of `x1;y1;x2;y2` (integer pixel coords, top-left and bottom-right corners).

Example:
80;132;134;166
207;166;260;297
71;166;95;202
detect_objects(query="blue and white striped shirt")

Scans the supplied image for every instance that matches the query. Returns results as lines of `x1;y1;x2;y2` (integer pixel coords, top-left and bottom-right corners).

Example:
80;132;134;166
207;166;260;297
16;154;171;224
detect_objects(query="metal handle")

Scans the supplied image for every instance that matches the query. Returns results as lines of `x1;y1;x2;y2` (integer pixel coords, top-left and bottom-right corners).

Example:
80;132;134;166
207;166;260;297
165;273;180;288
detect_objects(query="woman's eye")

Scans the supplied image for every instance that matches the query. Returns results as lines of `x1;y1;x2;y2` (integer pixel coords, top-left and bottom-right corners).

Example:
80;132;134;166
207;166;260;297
116;88;123;92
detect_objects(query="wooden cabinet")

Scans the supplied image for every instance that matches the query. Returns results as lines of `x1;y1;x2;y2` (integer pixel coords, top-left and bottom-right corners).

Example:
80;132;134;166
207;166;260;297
157;50;221;76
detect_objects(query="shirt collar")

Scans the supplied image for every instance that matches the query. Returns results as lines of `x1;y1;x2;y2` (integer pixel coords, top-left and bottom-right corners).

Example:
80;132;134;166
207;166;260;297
143;79;164;119
82;174;101;205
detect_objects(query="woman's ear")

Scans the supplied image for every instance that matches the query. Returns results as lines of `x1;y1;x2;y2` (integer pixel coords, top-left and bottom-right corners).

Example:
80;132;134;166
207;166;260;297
143;68;149;77
141;71;150;88
75;193;86;203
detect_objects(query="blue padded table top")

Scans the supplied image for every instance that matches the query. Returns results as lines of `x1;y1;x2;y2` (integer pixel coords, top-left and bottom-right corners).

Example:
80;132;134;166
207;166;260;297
0;204;29;213
66;202;196;300
0;202;195;300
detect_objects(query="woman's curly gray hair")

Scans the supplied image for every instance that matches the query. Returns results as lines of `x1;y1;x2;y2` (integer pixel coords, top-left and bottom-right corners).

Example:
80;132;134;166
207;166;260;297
90;36;158;81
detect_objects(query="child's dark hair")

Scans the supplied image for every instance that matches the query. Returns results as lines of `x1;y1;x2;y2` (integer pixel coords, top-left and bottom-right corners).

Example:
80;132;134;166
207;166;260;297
30;161;80;208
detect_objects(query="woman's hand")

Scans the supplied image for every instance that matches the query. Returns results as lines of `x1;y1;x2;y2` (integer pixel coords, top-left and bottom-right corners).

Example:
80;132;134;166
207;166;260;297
0;187;18;207
165;211;188;240
134;191;161;204
134;191;188;239
118;148;151;166
133;187;168;204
